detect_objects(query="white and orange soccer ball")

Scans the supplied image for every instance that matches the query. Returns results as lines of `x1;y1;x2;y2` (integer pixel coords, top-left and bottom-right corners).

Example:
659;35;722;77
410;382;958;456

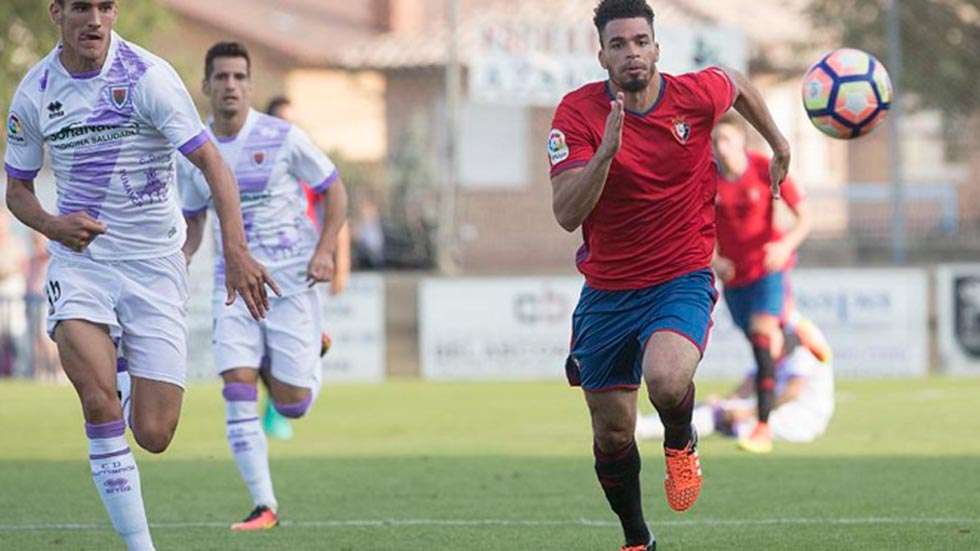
802;48;893;140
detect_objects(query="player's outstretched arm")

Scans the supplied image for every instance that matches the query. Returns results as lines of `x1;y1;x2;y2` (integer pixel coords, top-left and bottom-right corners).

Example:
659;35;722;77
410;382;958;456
721;67;791;198
307;177;349;287
182;211;207;267
764;198;813;272
185;141;281;320
6;177;107;252
551;93;625;232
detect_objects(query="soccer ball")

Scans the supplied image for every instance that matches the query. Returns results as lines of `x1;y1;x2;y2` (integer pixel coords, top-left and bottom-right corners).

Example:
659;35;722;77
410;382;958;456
802;48;893;140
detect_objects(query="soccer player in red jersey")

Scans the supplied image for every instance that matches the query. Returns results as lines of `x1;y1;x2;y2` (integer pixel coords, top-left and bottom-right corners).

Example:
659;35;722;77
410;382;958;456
712;114;832;454
548;2;790;548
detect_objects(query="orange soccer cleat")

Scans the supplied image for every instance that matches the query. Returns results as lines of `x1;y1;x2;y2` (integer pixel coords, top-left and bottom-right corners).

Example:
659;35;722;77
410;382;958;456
231;505;279;532
738;421;774;454
663;429;703;512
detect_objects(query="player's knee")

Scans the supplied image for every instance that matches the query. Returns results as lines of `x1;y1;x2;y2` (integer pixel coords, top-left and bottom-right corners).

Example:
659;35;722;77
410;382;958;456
646;373;689;408
79;387;121;424
594;426;634;454
273;394;312;419
132;421;176;454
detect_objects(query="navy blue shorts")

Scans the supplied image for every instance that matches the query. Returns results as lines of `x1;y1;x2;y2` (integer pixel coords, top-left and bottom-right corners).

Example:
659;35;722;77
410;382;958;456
566;269;718;392
722;271;788;334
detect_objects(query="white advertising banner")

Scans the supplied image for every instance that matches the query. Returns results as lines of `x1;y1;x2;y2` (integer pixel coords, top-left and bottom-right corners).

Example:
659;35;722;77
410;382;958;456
320;273;387;383
468;21;747;107
421;269;928;381
703;269;930;379
936;264;980;375
420;277;582;380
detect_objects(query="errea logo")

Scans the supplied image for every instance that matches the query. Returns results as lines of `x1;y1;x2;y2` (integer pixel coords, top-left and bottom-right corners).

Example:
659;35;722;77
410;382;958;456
47;101;65;119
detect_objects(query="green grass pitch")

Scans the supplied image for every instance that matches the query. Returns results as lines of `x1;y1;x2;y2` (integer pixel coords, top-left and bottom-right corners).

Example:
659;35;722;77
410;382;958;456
1;377;978;550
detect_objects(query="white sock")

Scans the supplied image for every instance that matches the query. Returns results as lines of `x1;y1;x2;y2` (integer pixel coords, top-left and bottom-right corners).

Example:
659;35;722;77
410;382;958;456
223;385;277;511
116;359;132;427
86;420;155;551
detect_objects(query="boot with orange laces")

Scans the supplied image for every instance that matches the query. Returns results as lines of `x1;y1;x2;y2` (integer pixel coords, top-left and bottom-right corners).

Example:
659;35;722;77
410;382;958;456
663;427;703;512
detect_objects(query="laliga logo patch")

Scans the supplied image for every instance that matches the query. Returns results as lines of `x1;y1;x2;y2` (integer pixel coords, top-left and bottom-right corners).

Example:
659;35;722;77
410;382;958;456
109;85;130;110
671;117;691;145
7;114;22;135
548;129;569;165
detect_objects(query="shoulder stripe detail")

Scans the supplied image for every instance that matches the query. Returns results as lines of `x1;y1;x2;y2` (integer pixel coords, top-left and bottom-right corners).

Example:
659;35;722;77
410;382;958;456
178;131;210;156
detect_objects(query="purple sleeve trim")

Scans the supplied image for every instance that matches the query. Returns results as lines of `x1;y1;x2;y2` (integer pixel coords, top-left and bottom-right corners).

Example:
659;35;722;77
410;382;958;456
4;162;40;181
311;170;339;194
178;130;210;156
182;206;208;218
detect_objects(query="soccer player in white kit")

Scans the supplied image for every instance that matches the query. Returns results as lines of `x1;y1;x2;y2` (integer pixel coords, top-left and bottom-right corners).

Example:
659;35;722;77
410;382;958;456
179;42;348;531
3;3;278;551
636;346;835;443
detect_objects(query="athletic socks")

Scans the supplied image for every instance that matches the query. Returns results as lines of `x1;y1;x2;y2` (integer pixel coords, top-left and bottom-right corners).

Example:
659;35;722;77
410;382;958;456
594;440;650;547
223;383;278;511
751;333;777;423
656;383;696;449
86;420;155;551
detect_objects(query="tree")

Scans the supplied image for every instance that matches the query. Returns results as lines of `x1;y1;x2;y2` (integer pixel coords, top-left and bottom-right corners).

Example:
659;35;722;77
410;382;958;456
1;0;172;123
807;0;980;116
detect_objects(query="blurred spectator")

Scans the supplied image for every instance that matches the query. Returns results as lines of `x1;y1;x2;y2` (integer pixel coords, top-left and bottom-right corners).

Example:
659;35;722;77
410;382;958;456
25;231;61;382
352;196;385;269
0;209;26;377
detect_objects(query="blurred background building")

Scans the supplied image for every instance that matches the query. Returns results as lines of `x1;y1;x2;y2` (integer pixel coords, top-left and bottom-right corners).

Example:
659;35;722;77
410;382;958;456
1;0;978;380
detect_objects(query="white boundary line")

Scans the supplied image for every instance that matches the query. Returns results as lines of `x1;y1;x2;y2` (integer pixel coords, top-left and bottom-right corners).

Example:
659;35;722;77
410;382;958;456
0;517;977;532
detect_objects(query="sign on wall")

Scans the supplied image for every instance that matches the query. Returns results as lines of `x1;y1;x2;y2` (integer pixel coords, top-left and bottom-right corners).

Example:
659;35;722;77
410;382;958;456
703;269;930;379
419;277;582;380
936;264;980;375
420;269;929;381
468;21;748;107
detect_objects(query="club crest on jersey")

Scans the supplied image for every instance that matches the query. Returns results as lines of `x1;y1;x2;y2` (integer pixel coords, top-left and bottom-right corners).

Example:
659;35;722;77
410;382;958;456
252;151;266;166
109;86;130;109
671;117;691;144
548;129;569;165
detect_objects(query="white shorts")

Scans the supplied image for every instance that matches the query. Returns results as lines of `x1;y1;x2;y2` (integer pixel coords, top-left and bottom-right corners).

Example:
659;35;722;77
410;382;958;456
212;288;323;392
45;252;189;388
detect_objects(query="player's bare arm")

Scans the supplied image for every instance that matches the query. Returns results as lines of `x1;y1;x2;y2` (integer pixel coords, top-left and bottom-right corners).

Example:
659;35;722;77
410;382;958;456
185;141;281;319
764;199;813;271
711;247;736;283
307;177;349;287
6;176;107;252
550;93;624;232
182;210;207;266
720;66;791;197
330;223;352;295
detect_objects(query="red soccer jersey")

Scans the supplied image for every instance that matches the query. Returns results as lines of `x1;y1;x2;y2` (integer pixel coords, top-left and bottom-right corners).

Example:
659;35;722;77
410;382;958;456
715;150;803;288
548;68;736;290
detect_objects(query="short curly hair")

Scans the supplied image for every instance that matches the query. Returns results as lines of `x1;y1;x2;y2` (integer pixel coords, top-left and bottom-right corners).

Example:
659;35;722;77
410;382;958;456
593;0;656;45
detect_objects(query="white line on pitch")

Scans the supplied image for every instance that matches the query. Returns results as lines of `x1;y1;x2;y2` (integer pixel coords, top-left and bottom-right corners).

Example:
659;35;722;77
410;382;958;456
0;517;977;532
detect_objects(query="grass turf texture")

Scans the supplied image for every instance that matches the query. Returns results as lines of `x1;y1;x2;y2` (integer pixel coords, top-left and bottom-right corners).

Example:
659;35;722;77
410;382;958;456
1;378;978;550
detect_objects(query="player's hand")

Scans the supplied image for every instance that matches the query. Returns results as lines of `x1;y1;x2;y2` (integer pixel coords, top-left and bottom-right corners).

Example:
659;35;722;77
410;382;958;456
712;255;736;283
769;145;791;200
597;92;625;161
763;240;793;272
306;250;336;288
224;247;282;320
47;211;107;252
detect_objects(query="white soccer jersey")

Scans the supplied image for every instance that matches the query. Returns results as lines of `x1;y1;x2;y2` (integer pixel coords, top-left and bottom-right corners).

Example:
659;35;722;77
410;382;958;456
3;32;207;260
750;349;835;420
178;108;338;301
